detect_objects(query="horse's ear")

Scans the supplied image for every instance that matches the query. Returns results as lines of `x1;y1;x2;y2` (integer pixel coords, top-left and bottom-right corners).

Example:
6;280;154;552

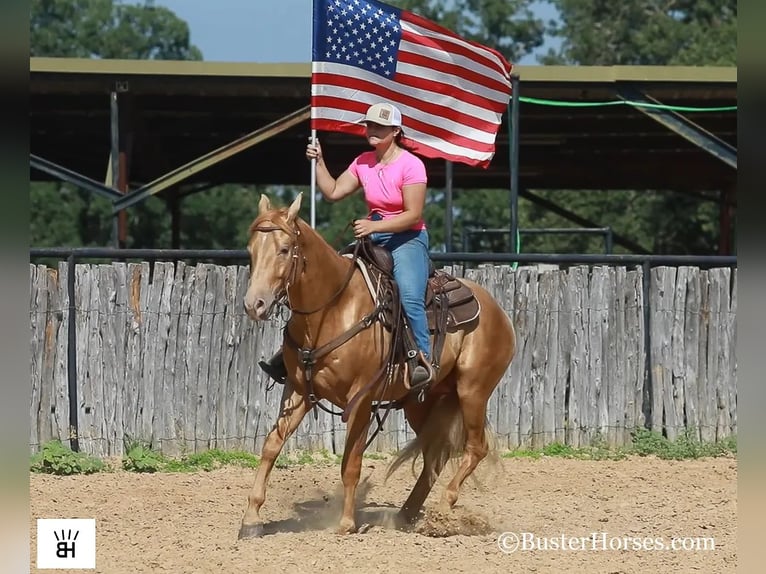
258;194;271;215
286;192;303;223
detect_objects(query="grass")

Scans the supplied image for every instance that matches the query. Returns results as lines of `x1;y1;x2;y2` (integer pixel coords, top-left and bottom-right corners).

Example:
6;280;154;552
30;440;106;475
31;428;736;476
501;428;737;461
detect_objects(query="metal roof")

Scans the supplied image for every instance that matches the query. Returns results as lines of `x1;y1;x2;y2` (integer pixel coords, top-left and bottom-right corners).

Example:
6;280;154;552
30;57;736;192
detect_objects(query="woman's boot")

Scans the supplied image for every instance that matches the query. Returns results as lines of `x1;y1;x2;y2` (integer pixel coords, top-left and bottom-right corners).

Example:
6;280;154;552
408;351;434;401
258;350;287;384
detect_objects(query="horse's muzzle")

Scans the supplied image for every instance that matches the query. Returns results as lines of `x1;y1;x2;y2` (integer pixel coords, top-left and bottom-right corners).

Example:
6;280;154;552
244;296;276;321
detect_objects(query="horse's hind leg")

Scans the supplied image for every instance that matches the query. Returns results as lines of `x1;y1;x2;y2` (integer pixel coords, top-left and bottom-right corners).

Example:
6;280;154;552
392;386;463;525
397;396;444;524
238;381;309;539
439;377;494;511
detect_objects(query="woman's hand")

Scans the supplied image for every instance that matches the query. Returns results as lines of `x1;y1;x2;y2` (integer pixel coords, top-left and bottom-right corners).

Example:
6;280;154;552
306;138;323;162
353;218;377;238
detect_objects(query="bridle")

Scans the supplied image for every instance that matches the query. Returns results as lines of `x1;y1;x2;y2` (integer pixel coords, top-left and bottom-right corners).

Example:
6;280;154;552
249;218;359;316
249;214;405;446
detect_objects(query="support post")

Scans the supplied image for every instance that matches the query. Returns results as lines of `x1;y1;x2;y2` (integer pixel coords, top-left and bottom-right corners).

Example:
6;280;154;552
509;74;520;255
66;254;80;452
109;90;131;247
110;92;120;247
642;261;653;431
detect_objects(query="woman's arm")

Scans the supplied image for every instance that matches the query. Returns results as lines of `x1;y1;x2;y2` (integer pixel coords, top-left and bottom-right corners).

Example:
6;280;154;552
359;183;427;234
307;140;360;202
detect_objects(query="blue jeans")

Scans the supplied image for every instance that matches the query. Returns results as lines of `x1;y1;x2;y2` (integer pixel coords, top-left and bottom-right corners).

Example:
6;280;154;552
369;227;431;359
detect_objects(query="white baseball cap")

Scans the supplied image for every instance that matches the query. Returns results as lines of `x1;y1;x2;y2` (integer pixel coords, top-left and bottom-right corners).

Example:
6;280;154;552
360;102;403;127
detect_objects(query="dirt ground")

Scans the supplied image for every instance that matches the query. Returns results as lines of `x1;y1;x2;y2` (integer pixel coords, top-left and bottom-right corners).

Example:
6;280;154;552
29;454;736;574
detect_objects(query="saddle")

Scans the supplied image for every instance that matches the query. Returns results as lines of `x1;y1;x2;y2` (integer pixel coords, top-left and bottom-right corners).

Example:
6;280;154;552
340;238;480;372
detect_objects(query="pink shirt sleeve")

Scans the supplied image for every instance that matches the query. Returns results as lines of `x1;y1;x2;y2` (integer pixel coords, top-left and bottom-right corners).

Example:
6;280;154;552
401;152;427;186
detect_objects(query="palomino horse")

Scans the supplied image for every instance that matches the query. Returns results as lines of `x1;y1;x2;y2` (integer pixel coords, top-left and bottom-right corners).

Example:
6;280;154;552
239;193;516;538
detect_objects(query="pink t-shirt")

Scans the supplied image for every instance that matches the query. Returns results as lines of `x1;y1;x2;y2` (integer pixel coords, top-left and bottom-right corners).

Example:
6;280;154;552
347;150;428;231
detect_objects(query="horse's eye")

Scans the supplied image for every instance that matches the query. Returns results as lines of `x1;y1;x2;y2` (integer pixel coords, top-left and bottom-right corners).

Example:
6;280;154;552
279;246;290;256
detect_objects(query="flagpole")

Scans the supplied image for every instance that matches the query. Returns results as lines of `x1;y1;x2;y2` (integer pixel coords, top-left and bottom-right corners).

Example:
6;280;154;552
310;129;317;228
445;159;453;252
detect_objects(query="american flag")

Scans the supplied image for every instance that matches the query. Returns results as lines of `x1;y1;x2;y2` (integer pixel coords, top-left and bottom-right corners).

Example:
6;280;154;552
311;0;513;168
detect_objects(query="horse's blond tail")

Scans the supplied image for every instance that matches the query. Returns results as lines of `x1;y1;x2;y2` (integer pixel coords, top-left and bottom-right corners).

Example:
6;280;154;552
385;392;467;483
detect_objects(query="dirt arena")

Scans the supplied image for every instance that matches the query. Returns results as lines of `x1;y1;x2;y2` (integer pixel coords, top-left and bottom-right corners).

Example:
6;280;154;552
30;454;736;573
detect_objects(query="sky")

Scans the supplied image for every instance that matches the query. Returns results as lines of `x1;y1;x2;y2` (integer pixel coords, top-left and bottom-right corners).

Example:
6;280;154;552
145;0;560;65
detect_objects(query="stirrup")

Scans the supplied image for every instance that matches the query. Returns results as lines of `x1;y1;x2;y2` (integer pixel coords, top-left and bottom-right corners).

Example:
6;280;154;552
408;362;433;402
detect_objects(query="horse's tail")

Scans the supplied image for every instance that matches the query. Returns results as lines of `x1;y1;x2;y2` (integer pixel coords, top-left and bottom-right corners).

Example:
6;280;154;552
386;391;494;483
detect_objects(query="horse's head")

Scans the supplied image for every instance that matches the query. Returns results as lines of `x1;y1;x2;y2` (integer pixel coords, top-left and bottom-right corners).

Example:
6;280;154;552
243;193;303;321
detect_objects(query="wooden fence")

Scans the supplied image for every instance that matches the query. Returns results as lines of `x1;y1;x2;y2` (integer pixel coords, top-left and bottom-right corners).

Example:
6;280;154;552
28;261;737;457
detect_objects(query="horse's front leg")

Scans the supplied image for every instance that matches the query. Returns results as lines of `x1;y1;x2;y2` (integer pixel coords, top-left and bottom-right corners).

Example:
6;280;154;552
238;380;310;539
337;399;372;534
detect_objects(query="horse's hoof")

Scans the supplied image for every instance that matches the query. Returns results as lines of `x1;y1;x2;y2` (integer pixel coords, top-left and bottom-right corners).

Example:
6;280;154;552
238;523;264;540
337;518;357;535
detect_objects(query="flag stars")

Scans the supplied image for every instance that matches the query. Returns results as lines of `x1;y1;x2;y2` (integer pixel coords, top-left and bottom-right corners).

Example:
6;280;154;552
319;0;400;77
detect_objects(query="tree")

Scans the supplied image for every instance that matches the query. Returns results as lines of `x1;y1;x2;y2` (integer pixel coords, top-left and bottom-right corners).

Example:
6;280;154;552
30;0;203;248
542;0;737;65
30;0;202;60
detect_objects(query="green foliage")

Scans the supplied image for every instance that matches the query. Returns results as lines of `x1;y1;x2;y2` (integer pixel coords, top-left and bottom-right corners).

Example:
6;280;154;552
30;440;106;475
121;439;262;473
275;449;342;468
162;449;261;472
30;0;203;60
629;428;737;460
543;0;737;66
518;189;720;255
501;431;737;461
122;439;165;473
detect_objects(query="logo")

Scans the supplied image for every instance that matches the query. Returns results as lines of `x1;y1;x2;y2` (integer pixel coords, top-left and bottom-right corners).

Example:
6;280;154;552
37;519;96;569
378;108;391;120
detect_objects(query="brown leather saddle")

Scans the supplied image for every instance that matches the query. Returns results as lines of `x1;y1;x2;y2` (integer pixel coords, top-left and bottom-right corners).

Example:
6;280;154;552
340;238;480;370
